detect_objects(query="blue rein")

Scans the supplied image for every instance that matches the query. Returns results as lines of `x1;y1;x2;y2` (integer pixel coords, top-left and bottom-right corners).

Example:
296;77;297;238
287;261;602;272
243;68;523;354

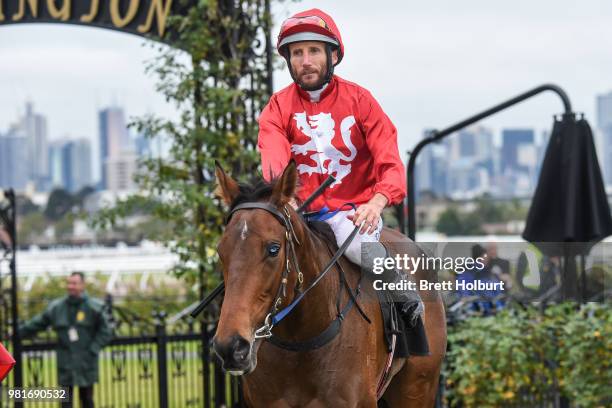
270;203;359;326
270;215;359;326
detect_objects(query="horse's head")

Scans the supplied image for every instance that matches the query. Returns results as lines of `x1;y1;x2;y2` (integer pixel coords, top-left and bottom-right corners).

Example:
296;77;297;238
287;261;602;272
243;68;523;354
212;161;302;375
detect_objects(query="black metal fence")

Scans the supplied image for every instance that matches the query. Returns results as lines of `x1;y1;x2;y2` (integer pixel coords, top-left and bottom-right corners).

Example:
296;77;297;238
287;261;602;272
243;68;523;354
1;301;242;408
0;188;244;408
1;190;20;395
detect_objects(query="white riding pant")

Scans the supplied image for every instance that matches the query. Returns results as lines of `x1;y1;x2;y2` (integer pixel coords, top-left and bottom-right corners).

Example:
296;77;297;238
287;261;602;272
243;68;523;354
323;209;384;266
323;208;423;320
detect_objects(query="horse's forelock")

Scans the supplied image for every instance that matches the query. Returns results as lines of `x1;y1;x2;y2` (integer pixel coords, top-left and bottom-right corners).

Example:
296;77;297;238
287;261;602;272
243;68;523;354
228;178;275;212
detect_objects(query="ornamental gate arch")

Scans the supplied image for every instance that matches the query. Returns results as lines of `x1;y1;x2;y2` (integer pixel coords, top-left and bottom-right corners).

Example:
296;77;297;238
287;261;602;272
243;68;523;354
0;0;186;39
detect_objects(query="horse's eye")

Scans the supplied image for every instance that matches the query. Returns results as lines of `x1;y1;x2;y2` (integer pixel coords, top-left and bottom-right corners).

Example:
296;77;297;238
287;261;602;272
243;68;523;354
267;243;281;257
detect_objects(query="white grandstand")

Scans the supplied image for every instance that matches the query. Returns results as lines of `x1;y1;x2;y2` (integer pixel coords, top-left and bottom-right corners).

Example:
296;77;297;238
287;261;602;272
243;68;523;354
1;240;181;293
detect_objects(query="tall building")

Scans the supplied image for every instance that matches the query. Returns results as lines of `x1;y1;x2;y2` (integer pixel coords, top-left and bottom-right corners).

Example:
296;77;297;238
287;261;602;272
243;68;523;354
0;128;29;191
2;103;50;190
99;107;131;189
501;129;535;173
48;140;66;188
499;128;537;197
443;126;495;197
47;139;93;192
416;129;448;199
447;158;490;199
446;126;494;162
596;92;612;185
19;102;49;188
596;92;612;130
62;139;93;193
457;130;477;158
105;152;138;192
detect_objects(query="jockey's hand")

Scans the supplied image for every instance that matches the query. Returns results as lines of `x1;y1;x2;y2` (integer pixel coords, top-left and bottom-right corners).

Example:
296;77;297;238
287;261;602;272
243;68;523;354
288;198;298;210
347;193;388;235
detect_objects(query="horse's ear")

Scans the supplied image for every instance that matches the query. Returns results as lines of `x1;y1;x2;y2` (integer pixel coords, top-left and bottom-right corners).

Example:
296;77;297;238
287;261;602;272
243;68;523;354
214;161;240;205
271;161;297;206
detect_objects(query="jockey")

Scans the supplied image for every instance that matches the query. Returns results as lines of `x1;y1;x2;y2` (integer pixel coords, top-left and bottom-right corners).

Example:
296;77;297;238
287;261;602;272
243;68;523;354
257;8;426;353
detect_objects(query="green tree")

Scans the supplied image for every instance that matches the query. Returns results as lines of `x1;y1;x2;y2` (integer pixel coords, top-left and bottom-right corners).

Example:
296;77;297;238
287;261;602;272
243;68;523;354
507;197;528;220
16;194;40;216
436;207;462;235
436;206;483;236
474;194;506;223
74;186;96;208
18;212;48;244
434;194;529;236
93;1;274;295
55;216;74;242
44;188;74;221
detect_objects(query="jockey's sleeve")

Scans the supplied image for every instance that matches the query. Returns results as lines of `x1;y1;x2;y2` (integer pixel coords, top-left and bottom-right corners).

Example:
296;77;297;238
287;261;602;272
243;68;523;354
258;95;291;182
359;89;407;206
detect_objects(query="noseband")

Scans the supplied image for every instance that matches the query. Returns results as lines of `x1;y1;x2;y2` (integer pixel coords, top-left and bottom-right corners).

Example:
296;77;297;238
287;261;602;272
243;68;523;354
225;201;370;351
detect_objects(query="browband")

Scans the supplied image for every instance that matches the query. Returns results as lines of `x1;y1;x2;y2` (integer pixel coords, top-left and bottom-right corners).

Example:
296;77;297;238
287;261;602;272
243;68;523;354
226;202;288;226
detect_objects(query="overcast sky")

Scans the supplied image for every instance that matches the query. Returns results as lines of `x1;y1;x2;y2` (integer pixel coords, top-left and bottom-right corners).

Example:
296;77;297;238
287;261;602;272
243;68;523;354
1;0;612;173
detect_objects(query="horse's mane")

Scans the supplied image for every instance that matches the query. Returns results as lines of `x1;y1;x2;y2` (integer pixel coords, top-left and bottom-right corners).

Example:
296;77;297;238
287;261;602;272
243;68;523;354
228;175;302;212
227;176;336;245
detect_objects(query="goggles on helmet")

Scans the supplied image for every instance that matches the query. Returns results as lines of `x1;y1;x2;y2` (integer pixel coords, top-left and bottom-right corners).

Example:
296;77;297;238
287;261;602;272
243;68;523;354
278;15;339;49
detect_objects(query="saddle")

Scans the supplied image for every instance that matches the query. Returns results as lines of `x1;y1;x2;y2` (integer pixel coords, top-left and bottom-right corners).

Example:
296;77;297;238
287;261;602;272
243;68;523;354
307;221;429;358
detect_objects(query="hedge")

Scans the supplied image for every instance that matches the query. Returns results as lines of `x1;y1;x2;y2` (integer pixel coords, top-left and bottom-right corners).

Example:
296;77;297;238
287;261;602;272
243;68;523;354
445;302;611;407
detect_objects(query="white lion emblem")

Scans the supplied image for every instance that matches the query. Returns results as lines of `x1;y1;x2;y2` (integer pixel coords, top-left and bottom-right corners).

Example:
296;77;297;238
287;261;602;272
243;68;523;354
291;112;357;187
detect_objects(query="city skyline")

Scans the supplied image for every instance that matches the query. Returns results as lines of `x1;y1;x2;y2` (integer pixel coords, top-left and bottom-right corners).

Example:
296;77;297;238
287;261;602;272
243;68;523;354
0;99;588;196
415;124;555;200
2;89;611;197
0;102;148;193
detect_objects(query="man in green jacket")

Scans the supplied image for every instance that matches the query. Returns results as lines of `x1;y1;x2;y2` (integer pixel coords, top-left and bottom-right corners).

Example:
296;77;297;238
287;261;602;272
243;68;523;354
19;272;113;408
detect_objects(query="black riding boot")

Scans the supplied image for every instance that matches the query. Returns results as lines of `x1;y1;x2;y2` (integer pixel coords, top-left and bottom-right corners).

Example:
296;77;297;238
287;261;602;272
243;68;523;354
378;262;430;356
362;244;429;355
398;301;430;356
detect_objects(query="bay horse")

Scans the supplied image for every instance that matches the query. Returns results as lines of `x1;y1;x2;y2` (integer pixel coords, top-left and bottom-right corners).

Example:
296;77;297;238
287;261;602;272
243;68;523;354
213;161;446;407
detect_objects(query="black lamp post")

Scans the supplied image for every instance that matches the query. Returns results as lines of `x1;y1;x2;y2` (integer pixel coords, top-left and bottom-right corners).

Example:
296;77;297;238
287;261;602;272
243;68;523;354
0;189;22;400
403;83;573;240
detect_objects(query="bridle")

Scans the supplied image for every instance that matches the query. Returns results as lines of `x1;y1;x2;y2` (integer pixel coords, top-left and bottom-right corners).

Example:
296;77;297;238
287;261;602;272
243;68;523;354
226;201;304;339
225;200;370;351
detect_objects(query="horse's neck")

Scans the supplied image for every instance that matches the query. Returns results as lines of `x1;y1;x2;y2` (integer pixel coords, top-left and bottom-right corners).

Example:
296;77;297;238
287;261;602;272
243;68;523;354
273;224;340;340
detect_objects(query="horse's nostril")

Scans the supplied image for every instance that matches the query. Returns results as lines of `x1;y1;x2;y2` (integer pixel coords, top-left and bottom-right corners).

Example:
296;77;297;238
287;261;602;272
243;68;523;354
213;335;252;370
232;337;251;363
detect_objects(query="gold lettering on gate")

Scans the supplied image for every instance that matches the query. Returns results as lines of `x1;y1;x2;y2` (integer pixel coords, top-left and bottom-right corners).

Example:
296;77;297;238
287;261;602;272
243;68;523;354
80;0;99;23
137;0;173;37
12;0;39;21
47;0;70;21
110;0;139;28
3;0;178;38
